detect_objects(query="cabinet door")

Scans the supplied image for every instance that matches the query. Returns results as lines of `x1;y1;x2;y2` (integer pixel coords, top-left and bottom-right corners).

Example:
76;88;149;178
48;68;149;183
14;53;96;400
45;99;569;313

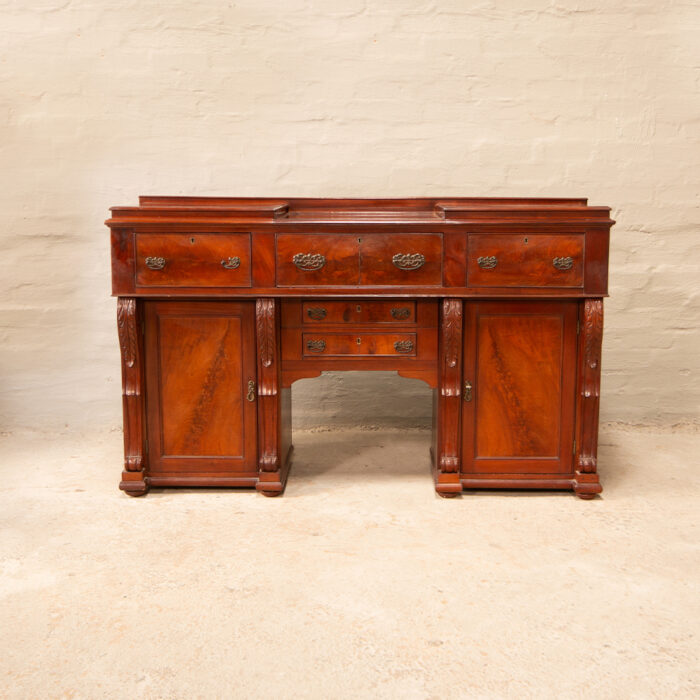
144;301;257;477
461;301;577;476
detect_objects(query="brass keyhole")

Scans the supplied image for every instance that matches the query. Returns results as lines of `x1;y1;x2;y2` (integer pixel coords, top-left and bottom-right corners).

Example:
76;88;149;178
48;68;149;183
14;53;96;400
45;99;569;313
356;305;361;313
524;237;528;244
190;237;196;244
356;337;361;345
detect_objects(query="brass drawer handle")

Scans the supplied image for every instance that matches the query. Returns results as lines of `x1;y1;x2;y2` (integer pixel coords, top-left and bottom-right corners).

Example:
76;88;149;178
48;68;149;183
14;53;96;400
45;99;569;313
246;380;256;402
392;253;425;271
293;253;326;271
394;340;414;353
553;256;574;271
145;256;166;270
477;256;497;269
464;381;472;402
306;339;326;353
221;256;241;270
307;307;327;320
391;307;411;320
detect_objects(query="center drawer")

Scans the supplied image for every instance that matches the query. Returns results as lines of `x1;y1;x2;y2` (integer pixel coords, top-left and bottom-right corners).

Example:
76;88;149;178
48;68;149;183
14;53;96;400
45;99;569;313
302;333;417;357
302;300;416;324
276;232;443;287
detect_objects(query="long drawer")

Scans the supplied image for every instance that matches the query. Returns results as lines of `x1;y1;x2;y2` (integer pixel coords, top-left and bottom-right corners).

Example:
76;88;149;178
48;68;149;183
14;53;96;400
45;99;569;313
302;300;416;324
302;332;418;357
468;234;584;288
276;233;443;286
135;233;252;287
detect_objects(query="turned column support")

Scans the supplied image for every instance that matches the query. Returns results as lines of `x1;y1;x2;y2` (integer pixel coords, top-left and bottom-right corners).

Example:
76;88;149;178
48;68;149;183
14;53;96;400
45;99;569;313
434;298;464;497
573;298;604;499
117;297;149;496
255;298;290;496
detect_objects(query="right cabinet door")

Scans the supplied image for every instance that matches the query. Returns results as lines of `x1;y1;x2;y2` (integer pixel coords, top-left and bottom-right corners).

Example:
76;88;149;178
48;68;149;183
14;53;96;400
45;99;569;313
461;301;578;478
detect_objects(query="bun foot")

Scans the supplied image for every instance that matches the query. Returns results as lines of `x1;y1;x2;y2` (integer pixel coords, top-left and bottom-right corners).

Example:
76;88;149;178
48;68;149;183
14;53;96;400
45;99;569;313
260;489;283;498
120;470;149;497
120;481;149;497
573;471;602;500
437;490;461;498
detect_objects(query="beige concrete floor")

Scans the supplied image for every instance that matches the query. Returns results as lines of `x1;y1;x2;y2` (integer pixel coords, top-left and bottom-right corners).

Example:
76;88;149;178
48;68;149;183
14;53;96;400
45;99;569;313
1;425;698;699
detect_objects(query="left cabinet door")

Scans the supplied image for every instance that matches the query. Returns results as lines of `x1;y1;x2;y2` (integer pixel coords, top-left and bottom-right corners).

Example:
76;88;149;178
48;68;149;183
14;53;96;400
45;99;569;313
144;301;258;481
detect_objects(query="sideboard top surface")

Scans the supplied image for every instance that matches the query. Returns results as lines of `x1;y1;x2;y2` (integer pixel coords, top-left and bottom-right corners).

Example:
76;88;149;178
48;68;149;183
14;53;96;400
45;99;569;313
106;196;614;227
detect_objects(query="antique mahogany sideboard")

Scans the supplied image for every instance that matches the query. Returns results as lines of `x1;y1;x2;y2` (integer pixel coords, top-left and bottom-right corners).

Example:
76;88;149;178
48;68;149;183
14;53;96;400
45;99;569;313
106;197;613;499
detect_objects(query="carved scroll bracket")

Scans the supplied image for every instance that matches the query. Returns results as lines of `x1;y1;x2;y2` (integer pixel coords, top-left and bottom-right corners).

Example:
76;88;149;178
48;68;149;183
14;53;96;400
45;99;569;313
576;299;604;477
256;298;281;475
116;297;148;494
437;299;463;480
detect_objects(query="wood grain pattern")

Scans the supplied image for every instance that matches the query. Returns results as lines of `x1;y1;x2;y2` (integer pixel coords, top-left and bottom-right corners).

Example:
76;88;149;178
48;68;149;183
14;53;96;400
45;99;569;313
117;297;148;496
301;300;416;324
255;298;292;496
135;233;252;287
461;301;578;477
144;301;257;477
276;234;359;286
468;234;584;288
433;298;463;495
301;332;417;357
359;233;443;286
107;197;612;498
573;298;604;498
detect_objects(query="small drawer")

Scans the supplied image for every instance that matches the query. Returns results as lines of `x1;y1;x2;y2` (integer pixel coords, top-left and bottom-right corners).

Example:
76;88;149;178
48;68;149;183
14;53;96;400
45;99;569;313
302;301;416;324
359;233;443;286
276;234;359;286
135;233;251;287
302;333;417;357
468;234;584;287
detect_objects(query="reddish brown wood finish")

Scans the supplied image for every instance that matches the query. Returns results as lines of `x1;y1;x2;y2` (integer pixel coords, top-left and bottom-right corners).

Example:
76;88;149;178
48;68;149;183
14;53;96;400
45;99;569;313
301;332;418;357
433;299;464;496
255;298;292;497
117;298;148;496
109;197;613;498
135;233;252;288
144;301;258;480
573;299;604;498
276;234;359;286
461;301;578;480
468;234;584;288
359;233;443;286
301;300;416;324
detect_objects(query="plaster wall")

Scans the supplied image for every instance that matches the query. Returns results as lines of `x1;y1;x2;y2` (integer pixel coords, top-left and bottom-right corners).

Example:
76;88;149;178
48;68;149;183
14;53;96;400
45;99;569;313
1;0;698;430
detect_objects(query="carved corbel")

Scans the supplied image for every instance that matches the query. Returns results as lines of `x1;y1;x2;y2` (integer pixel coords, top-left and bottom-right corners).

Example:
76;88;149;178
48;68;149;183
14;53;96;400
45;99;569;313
117;297;148;496
435;298;463;495
574;299;604;498
255;298;288;496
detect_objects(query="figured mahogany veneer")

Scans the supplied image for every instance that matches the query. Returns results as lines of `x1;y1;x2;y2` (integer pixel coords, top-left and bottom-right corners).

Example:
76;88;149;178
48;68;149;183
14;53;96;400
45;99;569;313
107;197;613;499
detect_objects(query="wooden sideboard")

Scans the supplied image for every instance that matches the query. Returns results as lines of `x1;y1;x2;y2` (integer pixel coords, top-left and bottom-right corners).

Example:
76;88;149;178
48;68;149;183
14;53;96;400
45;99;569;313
106;197;613;499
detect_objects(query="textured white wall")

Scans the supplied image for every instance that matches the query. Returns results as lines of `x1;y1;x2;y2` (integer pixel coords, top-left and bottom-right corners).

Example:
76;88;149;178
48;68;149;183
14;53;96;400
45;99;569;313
1;0;698;430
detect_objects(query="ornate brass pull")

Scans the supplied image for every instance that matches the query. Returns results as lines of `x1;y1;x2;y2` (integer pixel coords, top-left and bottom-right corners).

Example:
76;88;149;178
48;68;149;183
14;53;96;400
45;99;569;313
392;253;425;271
477;256;497;270
394;340;414;353
293;253;326;271
307;307;327;320
464;381;472;402
553;256;574;271
306;339;326;353
221;257;241;270
246;380;256;402
145;256;166;270
391;308;411;320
